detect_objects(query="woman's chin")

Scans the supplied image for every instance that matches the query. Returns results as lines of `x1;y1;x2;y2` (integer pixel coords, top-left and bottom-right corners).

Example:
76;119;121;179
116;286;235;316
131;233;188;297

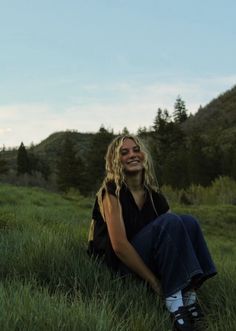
124;166;143;175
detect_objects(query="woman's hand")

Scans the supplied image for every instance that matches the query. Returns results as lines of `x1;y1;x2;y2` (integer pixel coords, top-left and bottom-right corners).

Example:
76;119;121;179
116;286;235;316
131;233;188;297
149;276;162;297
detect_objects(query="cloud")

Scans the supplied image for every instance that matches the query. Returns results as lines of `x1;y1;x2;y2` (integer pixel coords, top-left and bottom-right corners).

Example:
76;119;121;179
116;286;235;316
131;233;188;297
0;103;55;148
0;75;235;148
80;74;236;112
0;128;12;134
0;103;51;120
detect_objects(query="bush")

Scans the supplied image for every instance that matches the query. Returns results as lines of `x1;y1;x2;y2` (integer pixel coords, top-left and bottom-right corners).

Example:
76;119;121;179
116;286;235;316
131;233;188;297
210;176;236;204
0;170;57;191
162;177;236;205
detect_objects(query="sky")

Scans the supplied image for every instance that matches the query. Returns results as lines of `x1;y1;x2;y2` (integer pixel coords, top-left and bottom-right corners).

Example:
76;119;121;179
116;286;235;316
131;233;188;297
0;0;236;148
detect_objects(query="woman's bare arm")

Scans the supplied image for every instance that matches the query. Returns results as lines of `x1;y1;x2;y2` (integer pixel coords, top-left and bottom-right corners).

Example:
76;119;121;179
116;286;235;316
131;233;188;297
103;193;161;295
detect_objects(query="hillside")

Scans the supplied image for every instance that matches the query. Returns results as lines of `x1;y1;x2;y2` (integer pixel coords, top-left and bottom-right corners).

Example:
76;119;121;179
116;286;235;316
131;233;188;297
2;131;95;171
183;84;236;133
7;84;236;158
1;84;236;189
33;131;95;167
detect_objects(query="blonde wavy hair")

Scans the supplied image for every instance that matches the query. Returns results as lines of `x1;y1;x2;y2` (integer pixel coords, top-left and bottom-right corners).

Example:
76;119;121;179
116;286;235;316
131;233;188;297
97;134;159;215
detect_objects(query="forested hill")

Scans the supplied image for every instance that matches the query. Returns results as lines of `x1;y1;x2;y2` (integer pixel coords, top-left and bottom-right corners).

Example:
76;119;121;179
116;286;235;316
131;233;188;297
1;84;236;192
1;131;95;172
33;131;94;164
183;84;236;133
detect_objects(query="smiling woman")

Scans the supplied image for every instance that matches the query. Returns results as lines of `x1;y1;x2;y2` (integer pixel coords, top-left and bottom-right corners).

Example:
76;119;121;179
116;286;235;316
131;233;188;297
120;139;144;173
87;134;217;331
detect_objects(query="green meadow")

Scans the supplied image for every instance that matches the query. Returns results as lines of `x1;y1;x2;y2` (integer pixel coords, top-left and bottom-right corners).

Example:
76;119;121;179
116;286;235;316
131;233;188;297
0;183;235;331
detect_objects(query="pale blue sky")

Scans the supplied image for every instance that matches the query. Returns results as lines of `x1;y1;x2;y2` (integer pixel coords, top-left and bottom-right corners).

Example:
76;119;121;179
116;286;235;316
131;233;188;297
0;0;236;147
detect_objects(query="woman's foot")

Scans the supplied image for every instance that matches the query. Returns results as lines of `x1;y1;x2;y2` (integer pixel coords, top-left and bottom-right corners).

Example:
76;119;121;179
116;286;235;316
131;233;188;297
170;306;193;331
187;302;206;330
187;302;204;321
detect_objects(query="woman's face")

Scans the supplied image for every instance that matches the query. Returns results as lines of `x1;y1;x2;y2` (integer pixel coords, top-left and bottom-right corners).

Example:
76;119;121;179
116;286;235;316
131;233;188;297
120;138;145;174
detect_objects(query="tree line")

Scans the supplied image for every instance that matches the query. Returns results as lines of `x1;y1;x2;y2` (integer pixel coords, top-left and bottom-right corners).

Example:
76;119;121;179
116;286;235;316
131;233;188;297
1;96;236;194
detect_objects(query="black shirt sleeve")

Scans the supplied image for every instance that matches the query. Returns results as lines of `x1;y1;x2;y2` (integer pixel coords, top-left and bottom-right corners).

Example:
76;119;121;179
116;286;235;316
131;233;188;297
106;181;117;197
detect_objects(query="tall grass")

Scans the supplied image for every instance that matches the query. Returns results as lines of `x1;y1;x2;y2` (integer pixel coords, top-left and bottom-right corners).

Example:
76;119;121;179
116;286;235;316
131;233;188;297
0;183;235;330
162;176;236;206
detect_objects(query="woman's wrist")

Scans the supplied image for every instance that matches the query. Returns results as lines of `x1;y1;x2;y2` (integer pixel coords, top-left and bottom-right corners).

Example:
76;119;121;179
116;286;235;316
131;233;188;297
149;277;161;295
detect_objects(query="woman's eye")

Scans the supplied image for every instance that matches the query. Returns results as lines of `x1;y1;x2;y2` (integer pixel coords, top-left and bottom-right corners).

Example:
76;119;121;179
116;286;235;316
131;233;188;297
120;150;128;156
133;147;140;152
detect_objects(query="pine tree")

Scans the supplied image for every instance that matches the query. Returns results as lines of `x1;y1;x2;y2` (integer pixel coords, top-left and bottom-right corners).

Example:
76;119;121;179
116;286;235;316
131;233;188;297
230;148;236;181
17;142;31;175
137;126;147;136
173;96;188;124
152;107;188;187
186;133;212;186
121;127;129;135
57;134;84;192
27;151;51;180
0;152;8;175
85;126;114;193
153;108;170;134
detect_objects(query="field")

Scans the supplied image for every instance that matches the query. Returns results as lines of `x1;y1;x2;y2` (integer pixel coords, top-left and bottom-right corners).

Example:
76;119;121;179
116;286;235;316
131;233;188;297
0;183;235;330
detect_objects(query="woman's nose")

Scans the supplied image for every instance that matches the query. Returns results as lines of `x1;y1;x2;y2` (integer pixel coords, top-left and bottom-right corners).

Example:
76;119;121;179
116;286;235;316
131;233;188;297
128;149;135;157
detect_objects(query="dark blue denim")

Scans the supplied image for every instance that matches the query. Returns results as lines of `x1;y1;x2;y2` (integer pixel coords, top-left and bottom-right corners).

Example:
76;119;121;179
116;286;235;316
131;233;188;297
119;213;217;298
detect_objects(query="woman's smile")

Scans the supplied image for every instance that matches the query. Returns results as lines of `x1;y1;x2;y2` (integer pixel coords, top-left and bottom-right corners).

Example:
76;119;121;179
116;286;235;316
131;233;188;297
120;138;144;173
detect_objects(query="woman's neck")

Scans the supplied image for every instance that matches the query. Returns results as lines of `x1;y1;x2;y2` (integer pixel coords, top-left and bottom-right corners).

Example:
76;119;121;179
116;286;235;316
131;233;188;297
125;172;143;192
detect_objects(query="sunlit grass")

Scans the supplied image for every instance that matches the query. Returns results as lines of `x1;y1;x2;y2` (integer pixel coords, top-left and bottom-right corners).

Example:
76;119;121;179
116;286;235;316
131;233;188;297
0;183;235;330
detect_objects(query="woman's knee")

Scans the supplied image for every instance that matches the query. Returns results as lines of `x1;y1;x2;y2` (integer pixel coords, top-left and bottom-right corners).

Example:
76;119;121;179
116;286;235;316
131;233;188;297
179;214;200;231
155;212;183;228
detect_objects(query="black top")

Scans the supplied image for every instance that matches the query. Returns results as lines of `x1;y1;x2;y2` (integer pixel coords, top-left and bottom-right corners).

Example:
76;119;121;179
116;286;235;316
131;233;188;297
89;181;169;270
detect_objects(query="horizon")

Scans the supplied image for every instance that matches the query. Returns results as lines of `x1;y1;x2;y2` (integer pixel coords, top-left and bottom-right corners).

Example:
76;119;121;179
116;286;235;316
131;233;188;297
1;0;236;148
1;82;235;151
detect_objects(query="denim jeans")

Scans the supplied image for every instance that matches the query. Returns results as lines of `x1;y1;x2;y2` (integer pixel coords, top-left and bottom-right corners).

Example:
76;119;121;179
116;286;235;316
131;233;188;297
119;213;217;298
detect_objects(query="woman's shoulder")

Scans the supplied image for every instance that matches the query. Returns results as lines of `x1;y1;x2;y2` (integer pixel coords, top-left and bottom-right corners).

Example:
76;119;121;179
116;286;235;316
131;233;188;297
151;188;165;198
150;188;170;214
105;180;117;196
93;181;118;217
150;188;167;202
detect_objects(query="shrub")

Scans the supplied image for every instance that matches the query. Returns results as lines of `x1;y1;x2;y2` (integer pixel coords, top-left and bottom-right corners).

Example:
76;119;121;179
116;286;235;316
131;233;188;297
162;176;236;205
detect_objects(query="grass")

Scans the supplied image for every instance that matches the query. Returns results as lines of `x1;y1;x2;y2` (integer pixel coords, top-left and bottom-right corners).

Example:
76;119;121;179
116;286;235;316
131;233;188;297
0;183;235;330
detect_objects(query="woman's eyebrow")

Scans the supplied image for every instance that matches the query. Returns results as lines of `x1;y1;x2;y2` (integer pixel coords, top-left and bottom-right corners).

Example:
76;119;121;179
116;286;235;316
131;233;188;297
120;145;138;151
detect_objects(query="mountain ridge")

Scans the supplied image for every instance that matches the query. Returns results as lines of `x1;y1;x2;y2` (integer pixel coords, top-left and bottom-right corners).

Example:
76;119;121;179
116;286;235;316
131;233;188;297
2;84;236;186
183;84;236;133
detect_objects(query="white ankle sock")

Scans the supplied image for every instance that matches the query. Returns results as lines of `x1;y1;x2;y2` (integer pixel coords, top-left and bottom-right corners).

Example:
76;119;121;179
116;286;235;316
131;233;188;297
183;290;197;306
165;290;184;325
183;290;199;317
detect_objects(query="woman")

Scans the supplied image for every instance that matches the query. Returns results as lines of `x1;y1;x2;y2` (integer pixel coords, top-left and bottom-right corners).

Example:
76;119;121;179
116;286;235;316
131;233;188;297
88;134;217;331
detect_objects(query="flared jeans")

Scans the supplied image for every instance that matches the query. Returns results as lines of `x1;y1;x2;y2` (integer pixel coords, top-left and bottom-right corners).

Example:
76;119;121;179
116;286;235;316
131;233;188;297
119;213;217;298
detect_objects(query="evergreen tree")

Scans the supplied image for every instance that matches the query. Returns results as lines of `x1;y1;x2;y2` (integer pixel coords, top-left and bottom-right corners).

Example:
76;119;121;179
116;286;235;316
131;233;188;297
152;108;188;187
173;96;188;124
17;142;31;175
57;134;84;192
0;152;8;175
121;127;129;135
137;126;147;136
153;108;170;135
85;126;114;193
186;133;213;186
230;148;236;181
28;151;51;180
159;124;188;188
